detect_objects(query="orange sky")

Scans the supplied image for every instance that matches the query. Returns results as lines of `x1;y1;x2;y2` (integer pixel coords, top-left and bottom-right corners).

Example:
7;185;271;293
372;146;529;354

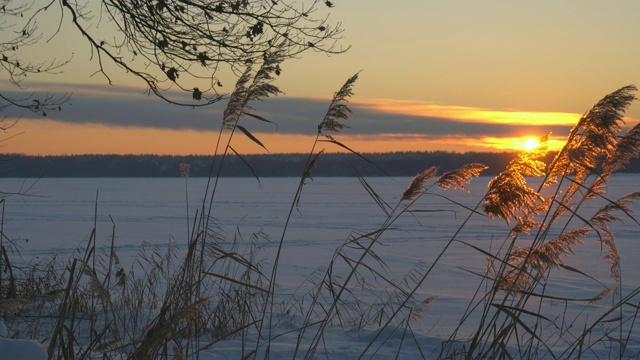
1;1;639;156
3;105;577;155
4;121;548;155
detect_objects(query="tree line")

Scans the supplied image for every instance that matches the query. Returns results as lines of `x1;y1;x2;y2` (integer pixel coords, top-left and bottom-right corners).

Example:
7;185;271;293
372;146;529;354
0;150;575;178
6;150;640;178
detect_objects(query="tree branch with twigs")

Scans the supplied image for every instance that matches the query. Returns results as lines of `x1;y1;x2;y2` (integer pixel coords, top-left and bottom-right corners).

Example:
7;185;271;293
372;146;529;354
53;0;348;106
0;0;71;117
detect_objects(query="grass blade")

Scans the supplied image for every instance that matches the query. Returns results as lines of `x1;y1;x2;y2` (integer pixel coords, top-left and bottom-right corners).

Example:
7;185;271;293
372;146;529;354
236;124;268;152
229;146;262;186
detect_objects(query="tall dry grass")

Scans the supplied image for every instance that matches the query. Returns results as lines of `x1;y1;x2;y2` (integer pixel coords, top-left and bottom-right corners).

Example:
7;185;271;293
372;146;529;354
0;55;639;359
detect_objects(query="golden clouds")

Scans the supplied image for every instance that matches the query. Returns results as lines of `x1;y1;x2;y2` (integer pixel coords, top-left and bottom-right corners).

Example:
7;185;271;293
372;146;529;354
354;98;581;126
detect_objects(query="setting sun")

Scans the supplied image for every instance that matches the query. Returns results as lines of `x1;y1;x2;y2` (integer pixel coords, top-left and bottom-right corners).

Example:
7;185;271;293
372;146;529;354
523;137;541;151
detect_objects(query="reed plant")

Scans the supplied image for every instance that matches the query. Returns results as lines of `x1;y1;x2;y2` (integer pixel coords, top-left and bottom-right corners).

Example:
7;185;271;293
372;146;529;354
0;53;639;359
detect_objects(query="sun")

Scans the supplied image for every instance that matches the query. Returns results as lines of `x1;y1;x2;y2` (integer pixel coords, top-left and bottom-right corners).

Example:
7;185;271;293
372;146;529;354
523;137;541;151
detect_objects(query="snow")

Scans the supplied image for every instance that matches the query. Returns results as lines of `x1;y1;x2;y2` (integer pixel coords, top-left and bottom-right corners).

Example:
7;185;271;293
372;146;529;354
0;320;47;360
1;175;639;358
0;338;47;360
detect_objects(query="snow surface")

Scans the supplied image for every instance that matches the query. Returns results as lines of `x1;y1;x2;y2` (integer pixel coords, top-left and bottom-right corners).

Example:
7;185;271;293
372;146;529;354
0;320;47;360
1;176;639;358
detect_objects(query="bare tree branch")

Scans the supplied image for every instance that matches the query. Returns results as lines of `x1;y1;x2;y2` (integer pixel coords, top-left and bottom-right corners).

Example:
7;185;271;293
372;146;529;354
53;0;348;106
0;0;71;116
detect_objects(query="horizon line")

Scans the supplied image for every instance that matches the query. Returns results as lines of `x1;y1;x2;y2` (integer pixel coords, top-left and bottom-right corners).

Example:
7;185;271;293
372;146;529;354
1;149;551;157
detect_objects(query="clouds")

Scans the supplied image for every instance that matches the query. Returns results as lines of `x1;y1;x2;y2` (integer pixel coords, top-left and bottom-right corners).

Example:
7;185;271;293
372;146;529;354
1;82;577;142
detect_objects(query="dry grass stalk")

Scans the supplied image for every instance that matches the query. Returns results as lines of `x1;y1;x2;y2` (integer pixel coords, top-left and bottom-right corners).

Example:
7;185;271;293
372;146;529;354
303;150;324;182
483;168;542;224
510;227;590;273
589;288;611;305
222;51;283;130
410;296;437;321
495;266;532;294
436;163;488;192
318;72;359;134
604;123;640;175
458;88;640;358
549;85;637;181
588;192;640;281
0;297;31;316
179;162;190;178
543;87;640;223
401;166;437;201
483;134;549;223
82;262;110;302
509;215;542;237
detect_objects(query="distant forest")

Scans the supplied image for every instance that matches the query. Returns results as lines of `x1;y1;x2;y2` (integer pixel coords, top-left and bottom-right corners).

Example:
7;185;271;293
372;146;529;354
2;151;640;178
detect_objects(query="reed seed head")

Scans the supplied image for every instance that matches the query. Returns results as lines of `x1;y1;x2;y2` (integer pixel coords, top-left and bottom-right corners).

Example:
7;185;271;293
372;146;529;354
401;166;437;201
436;163;488;192
179;163;190;178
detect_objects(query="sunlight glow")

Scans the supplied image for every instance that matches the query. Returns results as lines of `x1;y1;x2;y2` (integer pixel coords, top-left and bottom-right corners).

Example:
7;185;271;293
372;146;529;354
479;136;564;152
523;137;541;151
355;99;582;126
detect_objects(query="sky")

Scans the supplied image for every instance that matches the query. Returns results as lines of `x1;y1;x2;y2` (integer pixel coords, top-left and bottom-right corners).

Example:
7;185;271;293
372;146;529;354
2;1;640;156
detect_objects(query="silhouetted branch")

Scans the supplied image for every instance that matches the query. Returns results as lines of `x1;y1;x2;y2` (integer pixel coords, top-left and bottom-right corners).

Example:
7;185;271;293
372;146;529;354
0;0;71;116
55;0;348;106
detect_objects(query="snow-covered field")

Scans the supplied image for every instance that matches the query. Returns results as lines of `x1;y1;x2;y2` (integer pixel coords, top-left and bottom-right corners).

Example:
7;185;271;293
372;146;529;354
1;175;639;358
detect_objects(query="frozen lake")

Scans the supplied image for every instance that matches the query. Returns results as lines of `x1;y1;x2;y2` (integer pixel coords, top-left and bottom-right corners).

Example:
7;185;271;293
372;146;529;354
1;174;640;358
